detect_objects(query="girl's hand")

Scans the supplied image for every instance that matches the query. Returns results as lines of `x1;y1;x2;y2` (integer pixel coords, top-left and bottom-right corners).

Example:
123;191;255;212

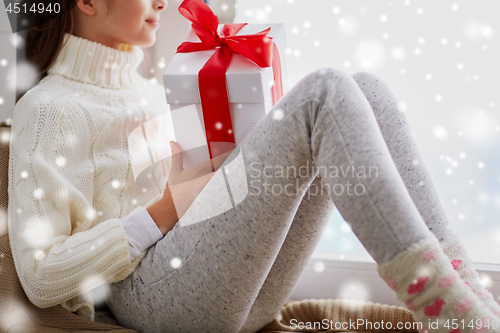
164;141;218;220
149;141;235;236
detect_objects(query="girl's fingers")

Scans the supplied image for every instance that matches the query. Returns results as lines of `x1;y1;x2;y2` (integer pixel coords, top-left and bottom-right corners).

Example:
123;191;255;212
170;141;184;173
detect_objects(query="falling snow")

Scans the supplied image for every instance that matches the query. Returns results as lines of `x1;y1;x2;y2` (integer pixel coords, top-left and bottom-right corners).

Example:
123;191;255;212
8;61;38;91
170;257;182;268
339;281;370;301
273;109;284;120
232;0;500;264
33;188;44;199
55;156;67;167
313;261;325;273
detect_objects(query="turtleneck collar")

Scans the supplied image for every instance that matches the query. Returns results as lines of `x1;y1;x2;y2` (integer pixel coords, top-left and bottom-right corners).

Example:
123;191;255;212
47;33;145;90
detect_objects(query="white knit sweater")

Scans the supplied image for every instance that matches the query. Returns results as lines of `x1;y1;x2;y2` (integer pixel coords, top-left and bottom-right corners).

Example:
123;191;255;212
8;33;170;321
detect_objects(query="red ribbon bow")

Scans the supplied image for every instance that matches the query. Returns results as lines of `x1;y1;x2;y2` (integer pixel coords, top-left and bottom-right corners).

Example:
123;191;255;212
176;0;283;163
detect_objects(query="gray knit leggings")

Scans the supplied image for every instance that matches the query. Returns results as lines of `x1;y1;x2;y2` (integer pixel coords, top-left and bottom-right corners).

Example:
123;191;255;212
107;68;453;333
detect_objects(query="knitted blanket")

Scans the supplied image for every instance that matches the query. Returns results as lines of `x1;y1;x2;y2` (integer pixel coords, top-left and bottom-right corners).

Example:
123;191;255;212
0;122;417;332
259;299;417;332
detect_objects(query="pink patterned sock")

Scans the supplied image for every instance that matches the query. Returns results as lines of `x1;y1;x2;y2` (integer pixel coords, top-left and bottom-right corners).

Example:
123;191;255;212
441;231;500;319
377;237;499;333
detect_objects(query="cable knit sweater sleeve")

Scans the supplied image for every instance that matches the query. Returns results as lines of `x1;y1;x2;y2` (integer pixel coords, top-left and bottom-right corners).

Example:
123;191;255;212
8;92;133;310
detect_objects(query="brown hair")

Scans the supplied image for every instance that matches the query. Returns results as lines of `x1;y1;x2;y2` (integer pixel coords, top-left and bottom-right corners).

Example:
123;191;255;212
25;0;78;85
20;0;118;103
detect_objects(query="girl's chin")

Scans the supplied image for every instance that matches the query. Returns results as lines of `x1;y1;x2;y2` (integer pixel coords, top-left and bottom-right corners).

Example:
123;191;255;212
130;35;157;48
144;35;157;47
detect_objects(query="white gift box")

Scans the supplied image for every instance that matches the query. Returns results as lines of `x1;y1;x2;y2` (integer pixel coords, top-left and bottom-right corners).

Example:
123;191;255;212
169;102;272;169
161;23;287;170
127;101;272;184
162;23;288;105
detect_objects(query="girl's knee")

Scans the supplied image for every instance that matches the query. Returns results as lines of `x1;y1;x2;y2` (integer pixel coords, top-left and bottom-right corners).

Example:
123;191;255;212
351;71;393;97
307;67;351;84
350;72;411;129
295;67;353;102
351;71;383;85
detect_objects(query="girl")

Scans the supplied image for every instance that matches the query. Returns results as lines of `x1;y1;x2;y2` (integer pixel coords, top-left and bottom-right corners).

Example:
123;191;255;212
9;0;500;332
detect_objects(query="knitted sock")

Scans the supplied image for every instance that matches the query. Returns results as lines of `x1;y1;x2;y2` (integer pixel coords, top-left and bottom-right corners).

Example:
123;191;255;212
377;237;499;333
441;231;500;318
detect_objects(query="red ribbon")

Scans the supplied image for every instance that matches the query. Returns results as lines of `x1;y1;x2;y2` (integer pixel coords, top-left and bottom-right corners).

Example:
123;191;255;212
176;0;283;163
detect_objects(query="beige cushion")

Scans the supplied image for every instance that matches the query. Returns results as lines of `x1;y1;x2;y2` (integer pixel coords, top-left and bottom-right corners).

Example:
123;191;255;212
0;122;9;238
